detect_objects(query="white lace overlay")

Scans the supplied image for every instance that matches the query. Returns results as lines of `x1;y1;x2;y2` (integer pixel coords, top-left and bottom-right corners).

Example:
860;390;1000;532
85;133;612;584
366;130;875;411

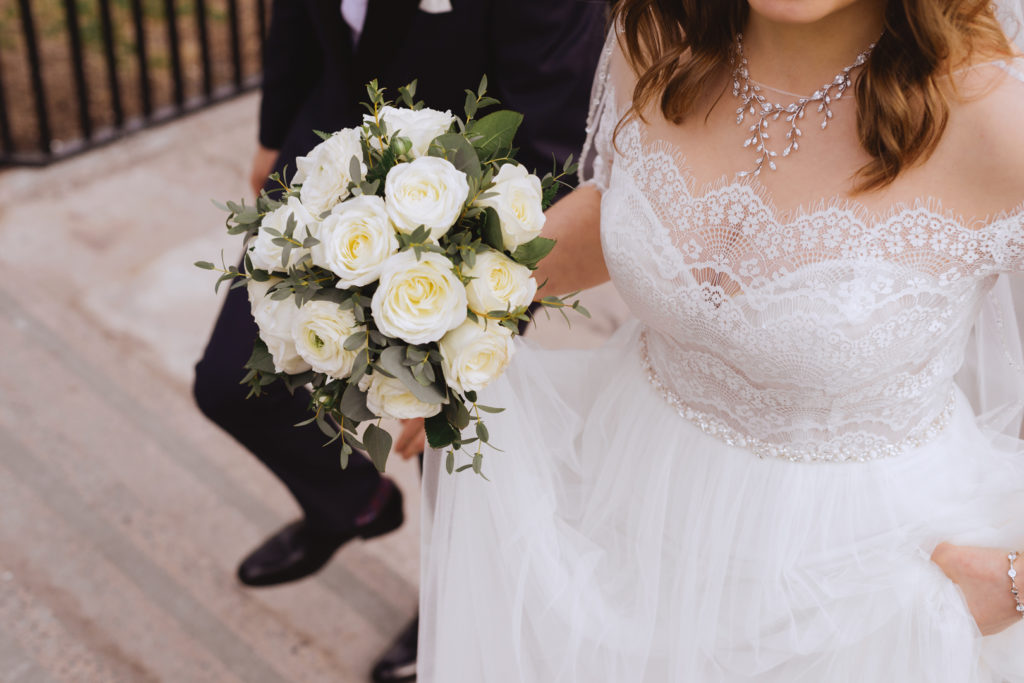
585;44;1024;462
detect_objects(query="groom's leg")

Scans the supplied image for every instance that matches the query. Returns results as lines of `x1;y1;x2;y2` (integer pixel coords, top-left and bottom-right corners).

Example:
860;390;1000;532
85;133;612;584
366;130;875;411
193;277;383;532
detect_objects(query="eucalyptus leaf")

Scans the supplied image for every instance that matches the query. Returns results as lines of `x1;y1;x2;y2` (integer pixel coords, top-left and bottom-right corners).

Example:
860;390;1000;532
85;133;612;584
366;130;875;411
344;332;366;352
464;90;479;120
340;383;377;422
352;348;370;379
444;397;471;430
480;207;504;251
512;236;556;269
282;370;316;392
343;431;365;453
244;339;278;375
315;412;339;439
377;346;447;404
573;303;592;319
428;133;482;180
363;423;393;472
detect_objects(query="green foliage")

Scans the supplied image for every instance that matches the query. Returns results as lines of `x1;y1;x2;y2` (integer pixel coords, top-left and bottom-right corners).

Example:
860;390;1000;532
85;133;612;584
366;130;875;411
512;237;557;270
467;110;523;160
479;207;505;251
426;413;457;449
540;154;579;210
340;383;376;421
398;80;424;110
376;346;447;404
395;225;446;260
240;339;278;398
363;423;393;472
428;133;483;181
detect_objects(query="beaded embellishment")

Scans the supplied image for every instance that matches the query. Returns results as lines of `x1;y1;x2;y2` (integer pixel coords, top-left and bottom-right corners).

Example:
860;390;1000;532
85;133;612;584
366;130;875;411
639;330;955;464
1010;552;1024;618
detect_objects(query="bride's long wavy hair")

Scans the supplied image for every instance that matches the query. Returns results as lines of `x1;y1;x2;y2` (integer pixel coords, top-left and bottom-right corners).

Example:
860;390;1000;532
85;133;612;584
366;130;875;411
613;0;1015;191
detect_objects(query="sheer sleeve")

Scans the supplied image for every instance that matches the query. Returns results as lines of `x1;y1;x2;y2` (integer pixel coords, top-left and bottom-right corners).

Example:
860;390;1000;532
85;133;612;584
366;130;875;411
955;59;1024;438
578;27;626;193
957;276;1024;438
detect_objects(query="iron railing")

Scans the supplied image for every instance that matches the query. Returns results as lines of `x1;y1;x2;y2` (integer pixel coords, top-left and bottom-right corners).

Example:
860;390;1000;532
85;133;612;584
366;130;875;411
0;0;269;166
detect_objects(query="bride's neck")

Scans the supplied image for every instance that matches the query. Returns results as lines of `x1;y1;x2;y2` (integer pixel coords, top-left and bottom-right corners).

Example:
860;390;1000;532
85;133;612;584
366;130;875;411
742;2;886;96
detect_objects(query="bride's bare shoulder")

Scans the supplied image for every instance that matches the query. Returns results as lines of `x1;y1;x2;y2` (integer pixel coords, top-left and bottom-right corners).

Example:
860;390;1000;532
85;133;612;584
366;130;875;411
946;57;1024;207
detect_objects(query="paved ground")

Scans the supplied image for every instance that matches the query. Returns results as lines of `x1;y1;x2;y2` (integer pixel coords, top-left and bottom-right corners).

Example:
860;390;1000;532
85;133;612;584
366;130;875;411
0;95;629;683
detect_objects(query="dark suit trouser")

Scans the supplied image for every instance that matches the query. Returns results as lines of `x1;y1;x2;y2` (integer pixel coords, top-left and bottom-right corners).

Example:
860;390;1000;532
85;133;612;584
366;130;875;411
193;276;382;536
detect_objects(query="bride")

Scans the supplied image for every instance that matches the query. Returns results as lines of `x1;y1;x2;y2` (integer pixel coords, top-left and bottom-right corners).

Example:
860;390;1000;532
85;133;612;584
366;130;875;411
418;0;1024;679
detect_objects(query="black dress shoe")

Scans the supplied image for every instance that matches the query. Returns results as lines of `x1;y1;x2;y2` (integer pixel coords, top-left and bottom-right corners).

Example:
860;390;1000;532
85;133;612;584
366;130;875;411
237;480;403;587
372;616;418;682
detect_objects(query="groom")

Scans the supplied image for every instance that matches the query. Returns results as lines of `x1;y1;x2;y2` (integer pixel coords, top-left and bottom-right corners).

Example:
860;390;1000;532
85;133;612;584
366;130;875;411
193;0;607;679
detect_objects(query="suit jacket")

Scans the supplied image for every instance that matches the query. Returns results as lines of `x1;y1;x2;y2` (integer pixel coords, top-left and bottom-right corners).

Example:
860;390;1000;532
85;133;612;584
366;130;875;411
258;0;608;184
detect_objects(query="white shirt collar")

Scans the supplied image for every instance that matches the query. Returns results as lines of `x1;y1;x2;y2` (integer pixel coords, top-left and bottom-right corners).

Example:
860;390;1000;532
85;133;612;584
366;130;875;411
340;0;369;46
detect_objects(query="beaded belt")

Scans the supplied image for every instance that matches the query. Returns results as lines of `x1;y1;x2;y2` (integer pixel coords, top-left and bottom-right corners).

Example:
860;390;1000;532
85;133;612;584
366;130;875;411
639;330;956;464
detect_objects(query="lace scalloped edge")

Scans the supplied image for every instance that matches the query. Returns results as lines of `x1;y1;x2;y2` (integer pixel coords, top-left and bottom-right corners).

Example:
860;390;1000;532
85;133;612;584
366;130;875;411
614;115;1024;234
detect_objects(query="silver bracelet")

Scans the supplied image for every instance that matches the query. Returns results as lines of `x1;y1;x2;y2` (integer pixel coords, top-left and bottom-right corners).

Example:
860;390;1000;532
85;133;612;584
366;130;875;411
1010;551;1024;618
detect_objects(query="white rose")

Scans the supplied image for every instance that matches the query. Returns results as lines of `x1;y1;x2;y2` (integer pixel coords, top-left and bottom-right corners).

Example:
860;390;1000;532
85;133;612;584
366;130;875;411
313;195;398;287
439;319;515;394
365;105;456;158
464;249;538;314
250;196;318;273
291;300;363;379
247;278;312;374
358;373;443;420
477;163;546;250
294;128;367;216
370;250;467;345
384;157;470;240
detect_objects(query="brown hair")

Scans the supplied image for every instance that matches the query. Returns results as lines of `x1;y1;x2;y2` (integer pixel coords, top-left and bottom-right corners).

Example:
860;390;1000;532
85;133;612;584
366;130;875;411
613;0;1015;191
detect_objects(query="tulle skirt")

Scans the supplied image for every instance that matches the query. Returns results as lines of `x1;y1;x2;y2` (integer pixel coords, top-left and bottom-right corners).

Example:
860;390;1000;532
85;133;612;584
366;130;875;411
419;320;1024;682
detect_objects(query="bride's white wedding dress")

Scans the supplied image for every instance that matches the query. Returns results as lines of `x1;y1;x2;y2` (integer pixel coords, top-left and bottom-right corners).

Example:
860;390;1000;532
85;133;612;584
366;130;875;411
419;30;1024;682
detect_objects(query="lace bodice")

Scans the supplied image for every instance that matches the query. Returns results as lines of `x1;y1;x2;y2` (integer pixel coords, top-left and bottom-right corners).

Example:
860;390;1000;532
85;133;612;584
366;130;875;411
584;36;1024;461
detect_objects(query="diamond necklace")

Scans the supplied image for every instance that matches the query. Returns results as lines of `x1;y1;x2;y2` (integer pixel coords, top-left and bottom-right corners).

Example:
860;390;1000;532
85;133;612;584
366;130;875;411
731;33;875;177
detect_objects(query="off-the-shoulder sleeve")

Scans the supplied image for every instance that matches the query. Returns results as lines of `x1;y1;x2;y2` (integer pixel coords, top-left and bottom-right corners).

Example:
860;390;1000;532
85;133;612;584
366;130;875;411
982;210;1024;273
979;58;1024;273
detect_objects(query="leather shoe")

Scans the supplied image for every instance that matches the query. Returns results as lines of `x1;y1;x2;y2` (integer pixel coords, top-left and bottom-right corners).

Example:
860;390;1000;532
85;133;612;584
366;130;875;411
372;616;418;682
237;480;403;587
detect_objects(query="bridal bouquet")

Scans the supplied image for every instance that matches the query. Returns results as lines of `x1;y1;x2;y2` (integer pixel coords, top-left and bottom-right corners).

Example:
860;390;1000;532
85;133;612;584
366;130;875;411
198;79;586;475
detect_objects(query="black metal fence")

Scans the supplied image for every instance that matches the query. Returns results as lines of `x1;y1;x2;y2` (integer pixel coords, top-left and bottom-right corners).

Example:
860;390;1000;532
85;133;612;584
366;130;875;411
0;0;269;166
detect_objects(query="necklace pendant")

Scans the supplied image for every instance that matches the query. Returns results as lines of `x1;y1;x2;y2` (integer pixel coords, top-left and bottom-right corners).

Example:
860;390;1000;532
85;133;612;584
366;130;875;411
730;33;875;177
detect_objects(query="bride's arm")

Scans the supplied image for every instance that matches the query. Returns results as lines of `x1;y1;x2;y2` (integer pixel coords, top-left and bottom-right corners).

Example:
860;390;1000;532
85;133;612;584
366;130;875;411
532;184;609;298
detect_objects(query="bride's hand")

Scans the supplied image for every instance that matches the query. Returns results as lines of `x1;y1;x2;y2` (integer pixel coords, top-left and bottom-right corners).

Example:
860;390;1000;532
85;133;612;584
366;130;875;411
931;542;1022;636
395;418;426;460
